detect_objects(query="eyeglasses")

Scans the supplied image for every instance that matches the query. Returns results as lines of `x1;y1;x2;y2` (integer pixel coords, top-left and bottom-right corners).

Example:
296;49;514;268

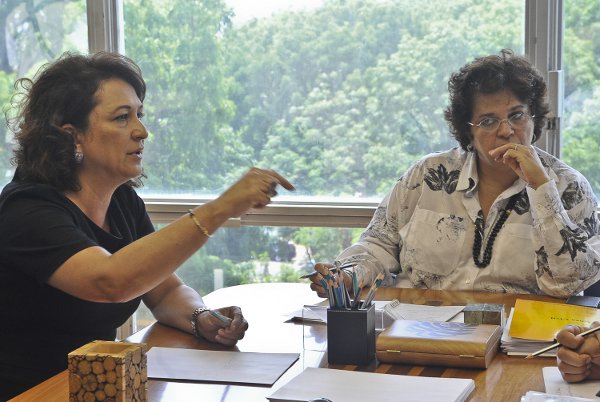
468;111;535;132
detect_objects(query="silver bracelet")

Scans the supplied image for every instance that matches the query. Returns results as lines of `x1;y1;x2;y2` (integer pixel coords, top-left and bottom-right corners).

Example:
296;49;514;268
191;306;210;338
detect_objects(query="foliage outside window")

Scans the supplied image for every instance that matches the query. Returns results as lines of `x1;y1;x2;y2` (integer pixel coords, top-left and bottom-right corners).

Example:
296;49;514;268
0;0;87;181
124;0;525;198
561;0;600;194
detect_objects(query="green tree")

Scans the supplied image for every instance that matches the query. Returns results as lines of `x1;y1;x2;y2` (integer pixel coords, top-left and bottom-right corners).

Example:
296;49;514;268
1;0;86;185
562;88;600;193
275;264;302;283
124;0;251;193
293;227;360;266
175;248;258;295
0;0;85;74
225;0;521;196
561;0;600;197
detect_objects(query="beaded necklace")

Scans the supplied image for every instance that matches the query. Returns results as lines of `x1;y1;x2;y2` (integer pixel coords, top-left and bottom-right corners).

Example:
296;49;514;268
472;195;518;268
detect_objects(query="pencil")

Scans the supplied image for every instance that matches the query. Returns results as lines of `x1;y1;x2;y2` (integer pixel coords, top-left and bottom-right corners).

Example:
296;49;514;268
525;325;600;359
209;310;233;326
361;273;384;309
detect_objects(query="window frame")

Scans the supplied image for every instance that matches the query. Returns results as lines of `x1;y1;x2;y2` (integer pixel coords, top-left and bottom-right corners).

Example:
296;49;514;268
525;0;564;157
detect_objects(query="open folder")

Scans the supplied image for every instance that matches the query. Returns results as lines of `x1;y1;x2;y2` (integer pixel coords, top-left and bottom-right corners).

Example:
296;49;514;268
267;367;475;402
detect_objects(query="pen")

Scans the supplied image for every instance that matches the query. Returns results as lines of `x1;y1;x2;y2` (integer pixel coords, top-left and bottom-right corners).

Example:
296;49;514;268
209;310;233;326
351;287;362;309
341;276;351;308
525;325;600;359
361;273;384;309
317;274;334;307
351;271;359;297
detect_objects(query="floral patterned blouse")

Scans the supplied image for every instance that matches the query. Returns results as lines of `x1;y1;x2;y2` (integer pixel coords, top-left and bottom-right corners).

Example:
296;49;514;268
338;147;600;297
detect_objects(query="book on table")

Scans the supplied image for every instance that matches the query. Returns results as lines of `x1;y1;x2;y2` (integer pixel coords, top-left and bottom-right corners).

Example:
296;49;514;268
500;299;600;356
500;307;556;356
376;319;501;368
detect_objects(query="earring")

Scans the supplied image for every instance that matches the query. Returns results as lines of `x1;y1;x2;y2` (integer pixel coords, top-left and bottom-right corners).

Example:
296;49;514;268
75;151;83;164
466;144;473;152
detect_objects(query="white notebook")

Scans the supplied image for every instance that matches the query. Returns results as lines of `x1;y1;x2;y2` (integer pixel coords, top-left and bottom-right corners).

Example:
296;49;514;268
543;366;600;400
267;367;475;402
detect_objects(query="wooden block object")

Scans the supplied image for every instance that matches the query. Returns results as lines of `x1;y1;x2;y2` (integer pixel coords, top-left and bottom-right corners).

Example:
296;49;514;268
68;340;148;402
463;303;505;327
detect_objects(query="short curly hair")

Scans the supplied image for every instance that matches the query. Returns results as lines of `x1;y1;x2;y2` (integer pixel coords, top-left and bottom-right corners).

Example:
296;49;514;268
9;51;146;191
444;49;550;151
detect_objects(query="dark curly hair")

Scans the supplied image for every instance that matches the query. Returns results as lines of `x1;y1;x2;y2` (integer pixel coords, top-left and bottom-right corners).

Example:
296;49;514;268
8;51;146;191
444;49;550;151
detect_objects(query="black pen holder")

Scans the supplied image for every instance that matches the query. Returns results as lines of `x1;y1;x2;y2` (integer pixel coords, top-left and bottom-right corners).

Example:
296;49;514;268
326;304;375;365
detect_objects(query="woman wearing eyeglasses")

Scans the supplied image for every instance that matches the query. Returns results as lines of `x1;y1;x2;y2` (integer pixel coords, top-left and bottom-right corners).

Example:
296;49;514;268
309;49;600;298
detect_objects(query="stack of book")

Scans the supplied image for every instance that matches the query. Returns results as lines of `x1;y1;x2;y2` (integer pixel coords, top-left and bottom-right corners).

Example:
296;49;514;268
501;299;600;356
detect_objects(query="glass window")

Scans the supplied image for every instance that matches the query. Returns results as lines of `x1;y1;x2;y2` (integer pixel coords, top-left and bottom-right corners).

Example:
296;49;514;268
122;0;525;330
561;0;600;198
0;1;87;184
122;0;525;199
132;224;362;331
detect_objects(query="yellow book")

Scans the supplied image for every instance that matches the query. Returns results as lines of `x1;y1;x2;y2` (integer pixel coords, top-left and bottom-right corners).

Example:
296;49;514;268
509;299;600;342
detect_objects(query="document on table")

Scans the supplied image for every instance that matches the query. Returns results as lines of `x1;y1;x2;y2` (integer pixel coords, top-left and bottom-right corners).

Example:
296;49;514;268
288;300;389;323
382;299;464;322
543;366;600;399
521;391;597;402
147;347;299;386
267;367;475;402
286;300;464;324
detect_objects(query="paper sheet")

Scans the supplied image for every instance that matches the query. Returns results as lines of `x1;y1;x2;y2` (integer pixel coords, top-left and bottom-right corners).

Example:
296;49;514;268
299;300;389;322
521;391;597;402
287;300;463;324
543;366;600;399
383;299;464;322
147;347;298;386
267;367;475;402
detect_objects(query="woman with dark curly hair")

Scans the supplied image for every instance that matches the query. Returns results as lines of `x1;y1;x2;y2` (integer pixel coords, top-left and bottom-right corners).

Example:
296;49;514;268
0;51;294;399
309;49;600;299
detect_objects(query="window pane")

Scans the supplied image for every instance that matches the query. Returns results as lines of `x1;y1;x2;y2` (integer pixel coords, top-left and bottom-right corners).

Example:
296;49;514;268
0;1;87;186
123;0;525;199
561;0;600;198
134;225;362;331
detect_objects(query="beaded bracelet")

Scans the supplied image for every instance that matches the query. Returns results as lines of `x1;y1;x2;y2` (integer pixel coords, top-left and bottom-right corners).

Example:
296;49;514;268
191;306;210;338
188;209;212;238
